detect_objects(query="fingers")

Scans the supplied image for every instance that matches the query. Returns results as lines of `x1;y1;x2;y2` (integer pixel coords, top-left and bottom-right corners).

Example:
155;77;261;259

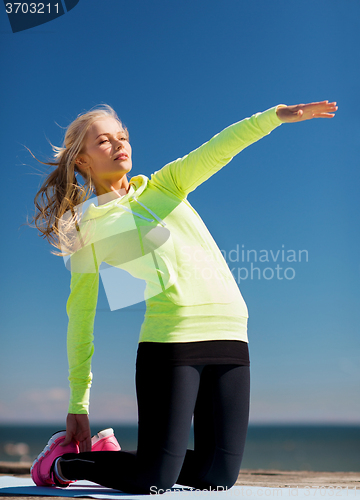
79;435;92;453
61;431;91;452
312;113;336;118
60;432;74;448
61;413;91;451
305;101;338;115
61;429;91;452
310;101;338;118
305;100;336;107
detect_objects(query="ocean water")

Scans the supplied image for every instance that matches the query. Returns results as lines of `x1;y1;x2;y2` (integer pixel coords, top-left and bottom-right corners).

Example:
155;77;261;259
0;424;359;472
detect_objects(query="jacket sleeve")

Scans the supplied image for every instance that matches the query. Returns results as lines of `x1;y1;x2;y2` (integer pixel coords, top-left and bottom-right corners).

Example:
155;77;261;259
66;243;99;414
150;105;284;198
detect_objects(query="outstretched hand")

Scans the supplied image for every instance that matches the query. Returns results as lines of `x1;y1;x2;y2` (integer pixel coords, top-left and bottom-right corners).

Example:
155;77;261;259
61;413;92;453
276;101;338;123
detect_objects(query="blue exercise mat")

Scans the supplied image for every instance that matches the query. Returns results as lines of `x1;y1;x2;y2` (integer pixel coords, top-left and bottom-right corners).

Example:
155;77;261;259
0;476;357;499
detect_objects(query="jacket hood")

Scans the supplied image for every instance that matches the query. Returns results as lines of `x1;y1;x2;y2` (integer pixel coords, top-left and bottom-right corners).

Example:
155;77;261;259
78;174;166;228
80;175;149;222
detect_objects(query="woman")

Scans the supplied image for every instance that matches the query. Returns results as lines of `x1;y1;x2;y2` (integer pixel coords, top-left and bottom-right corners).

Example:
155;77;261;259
29;100;337;493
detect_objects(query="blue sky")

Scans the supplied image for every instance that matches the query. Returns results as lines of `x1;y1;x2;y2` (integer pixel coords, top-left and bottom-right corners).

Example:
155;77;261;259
0;0;359;425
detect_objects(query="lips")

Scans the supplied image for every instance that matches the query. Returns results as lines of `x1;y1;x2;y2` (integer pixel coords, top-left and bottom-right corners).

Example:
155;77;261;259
114;153;128;161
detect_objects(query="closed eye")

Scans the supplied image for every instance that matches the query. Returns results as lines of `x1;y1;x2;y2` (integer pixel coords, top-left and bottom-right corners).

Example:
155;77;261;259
98;135;127;144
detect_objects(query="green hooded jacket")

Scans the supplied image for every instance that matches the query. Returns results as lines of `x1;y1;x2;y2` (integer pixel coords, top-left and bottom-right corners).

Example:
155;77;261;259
65;105;283;414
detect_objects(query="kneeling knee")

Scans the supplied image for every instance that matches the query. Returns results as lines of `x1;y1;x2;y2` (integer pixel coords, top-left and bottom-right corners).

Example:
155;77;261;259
201;471;238;491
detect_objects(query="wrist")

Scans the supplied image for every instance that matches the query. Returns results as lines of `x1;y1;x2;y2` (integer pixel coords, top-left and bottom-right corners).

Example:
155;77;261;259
275;104;288;121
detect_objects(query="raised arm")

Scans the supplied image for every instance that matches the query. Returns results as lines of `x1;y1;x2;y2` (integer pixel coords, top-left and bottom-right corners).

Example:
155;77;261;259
150;101;337;199
150;105;283;198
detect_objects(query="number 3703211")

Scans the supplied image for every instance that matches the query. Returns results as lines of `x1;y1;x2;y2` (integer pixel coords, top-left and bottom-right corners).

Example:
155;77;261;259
5;3;59;14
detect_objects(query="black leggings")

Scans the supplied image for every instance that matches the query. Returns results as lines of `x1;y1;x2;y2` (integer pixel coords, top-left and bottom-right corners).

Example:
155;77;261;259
60;362;250;494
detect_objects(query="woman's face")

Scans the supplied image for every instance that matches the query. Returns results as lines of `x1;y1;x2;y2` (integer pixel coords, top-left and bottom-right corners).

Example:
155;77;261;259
77;116;132;191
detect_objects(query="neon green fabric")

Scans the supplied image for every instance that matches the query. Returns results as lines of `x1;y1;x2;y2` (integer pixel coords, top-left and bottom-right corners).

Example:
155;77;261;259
66;105;283;414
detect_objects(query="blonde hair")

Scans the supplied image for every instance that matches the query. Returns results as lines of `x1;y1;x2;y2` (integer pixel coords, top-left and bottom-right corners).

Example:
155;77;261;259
27;104;129;256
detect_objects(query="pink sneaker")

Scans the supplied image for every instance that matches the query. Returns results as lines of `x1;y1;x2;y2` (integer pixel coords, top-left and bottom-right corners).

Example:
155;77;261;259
31;428;121;488
91;428;121;451
30;431;79;487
